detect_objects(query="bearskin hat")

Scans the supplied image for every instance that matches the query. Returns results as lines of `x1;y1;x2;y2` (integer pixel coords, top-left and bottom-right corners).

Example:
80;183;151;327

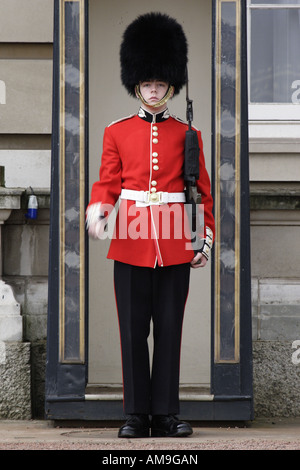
120;12;188;97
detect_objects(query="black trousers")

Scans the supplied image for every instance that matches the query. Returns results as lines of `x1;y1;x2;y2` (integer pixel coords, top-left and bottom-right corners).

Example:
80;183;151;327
113;261;190;416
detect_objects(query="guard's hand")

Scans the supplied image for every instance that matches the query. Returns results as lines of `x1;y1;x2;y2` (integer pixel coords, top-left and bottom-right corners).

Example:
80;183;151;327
191;252;207;269
88;218;107;239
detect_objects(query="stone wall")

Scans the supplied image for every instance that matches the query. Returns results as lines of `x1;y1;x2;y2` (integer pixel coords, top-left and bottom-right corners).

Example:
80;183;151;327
2;194;49;418
0;342;31;419
0;0;53;418
253;341;300;417
250;186;300;417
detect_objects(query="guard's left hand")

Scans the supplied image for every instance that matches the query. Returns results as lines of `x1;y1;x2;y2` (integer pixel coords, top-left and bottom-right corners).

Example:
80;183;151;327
190;252;207;269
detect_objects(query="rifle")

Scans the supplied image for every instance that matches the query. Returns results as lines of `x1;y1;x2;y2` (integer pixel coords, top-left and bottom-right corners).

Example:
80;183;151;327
184;68;200;238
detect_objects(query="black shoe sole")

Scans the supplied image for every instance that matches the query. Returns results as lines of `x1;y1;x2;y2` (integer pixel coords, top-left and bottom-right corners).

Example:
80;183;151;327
151;428;193;438
118;430;150;438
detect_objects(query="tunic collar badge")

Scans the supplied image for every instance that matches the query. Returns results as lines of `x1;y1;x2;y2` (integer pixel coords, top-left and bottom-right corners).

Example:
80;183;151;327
138;107;170;123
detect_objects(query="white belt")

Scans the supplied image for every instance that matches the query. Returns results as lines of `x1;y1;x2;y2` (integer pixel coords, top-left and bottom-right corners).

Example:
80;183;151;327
120;189;186;206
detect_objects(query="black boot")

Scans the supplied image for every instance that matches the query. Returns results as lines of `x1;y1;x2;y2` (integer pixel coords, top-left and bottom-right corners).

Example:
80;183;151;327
118;414;150;438
151;415;193;437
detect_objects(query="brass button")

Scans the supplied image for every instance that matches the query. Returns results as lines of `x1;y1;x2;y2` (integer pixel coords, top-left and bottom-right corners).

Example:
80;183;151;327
151;180;157;186
152;152;158;157
153;165;159;171
152;131;158;137
151;187;157;193
153;125;158;131
152;158;158;164
152;138;158;144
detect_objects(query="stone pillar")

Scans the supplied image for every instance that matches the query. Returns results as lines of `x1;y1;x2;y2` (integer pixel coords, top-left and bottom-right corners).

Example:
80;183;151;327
0;184;31;419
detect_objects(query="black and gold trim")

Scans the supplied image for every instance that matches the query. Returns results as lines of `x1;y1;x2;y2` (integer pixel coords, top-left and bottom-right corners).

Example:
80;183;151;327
45;0;88;410
211;0;252;405
59;0;86;364
214;0;241;364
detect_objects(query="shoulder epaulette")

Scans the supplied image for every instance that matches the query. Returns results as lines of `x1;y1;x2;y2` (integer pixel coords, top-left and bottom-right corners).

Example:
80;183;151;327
171;114;186;124
108;114;136;127
171;114;199;131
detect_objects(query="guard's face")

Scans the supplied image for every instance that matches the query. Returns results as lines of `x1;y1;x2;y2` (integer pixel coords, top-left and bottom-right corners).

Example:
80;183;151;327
139;80;169;106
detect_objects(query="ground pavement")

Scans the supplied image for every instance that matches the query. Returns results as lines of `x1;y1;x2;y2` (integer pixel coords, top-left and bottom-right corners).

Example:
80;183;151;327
0;418;300;451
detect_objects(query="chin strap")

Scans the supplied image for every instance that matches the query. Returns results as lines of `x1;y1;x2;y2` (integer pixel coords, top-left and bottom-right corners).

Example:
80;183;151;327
135;84;174;108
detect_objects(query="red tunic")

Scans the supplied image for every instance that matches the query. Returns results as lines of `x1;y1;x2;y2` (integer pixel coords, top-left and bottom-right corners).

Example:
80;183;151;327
87;111;215;268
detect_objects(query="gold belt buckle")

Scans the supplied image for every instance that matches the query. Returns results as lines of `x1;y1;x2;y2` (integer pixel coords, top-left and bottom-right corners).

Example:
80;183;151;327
150;191;163;204
145;191;164;204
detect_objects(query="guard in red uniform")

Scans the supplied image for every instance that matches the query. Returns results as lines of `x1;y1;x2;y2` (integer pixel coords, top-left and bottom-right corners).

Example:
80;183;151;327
87;12;215;438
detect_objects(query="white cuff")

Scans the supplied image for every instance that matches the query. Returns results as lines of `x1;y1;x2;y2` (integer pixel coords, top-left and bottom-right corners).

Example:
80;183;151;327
85;203;104;228
200;226;213;260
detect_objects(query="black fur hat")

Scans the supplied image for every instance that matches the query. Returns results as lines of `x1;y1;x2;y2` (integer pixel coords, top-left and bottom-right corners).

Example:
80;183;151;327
120;12;188;96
